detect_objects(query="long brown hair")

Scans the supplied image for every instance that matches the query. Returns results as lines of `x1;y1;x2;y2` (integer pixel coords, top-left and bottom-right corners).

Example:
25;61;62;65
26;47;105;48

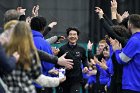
6;21;40;70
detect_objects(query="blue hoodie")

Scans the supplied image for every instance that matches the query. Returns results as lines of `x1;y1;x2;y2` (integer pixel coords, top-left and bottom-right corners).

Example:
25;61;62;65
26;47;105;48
32;30;54;88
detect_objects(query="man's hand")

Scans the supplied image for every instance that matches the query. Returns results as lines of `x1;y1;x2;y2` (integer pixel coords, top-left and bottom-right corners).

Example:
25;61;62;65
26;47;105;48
111;0;117;12
32;5;39;17
95;7;104;19
48;22;57;28
26;16;32;24
112;39;122;51
94;57;108;70
87;40;93;50
56;36;65;44
17;7;26;15
58;53;73;70
121;11;129;20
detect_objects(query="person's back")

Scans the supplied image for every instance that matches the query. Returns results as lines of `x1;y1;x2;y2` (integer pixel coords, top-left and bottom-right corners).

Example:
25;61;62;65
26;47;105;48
31;17;54;76
31;17;55;93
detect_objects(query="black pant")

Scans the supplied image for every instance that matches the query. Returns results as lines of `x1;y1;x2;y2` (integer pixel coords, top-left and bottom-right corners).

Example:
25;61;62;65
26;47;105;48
36;87;53;93
122;89;140;93
56;81;81;93
88;83;98;93
98;84;106;93
81;78;87;93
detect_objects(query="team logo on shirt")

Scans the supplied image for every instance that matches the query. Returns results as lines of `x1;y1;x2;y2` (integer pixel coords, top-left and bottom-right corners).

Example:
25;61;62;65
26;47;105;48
76;52;80;57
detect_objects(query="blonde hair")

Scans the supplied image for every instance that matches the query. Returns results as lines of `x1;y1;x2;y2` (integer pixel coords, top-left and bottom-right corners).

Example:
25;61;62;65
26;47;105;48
99;39;108;46
4;20;18;30
99;39;106;44
6;21;40;70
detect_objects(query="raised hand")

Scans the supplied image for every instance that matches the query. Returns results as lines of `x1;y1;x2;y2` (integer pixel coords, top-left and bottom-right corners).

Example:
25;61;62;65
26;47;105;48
56;36;65;44
48;22;57;28
121;11;129;19
94;56;108;70
112;39;122;51
116;11;129;23
95;7;104;19
26;16;32;24
111;0;117;12
87;40;93;50
32;5;39;17
17;7;26;15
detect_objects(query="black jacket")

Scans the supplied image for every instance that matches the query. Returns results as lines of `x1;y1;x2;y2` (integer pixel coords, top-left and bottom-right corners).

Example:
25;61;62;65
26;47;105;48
57;43;88;82
37;49;58;65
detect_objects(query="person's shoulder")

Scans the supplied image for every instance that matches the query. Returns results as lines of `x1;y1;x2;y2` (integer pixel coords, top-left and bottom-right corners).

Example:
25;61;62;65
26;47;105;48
129;36;140;44
126;36;140;48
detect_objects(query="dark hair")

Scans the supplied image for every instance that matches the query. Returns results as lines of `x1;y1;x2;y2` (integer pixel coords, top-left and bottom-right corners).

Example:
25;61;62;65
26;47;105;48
4;9;20;23
119;17;129;28
112;25;129;38
66;27;80;36
129;14;140;28
30;17;47;32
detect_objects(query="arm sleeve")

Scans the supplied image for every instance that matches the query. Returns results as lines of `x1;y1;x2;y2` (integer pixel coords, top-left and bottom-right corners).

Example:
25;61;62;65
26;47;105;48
35;74;60;87
112;19;119;25
103;14;114;26
100;18;126;46
37;49;58;65
88;50;94;62
0;44;16;73
82;48;88;67
115;38;140;64
43;27;51;37
46;36;58;44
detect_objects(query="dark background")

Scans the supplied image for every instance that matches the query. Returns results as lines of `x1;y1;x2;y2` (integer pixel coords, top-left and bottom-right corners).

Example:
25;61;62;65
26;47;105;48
0;0;140;43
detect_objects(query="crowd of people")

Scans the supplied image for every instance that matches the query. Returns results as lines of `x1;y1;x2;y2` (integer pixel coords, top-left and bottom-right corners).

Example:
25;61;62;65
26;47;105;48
0;0;140;93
